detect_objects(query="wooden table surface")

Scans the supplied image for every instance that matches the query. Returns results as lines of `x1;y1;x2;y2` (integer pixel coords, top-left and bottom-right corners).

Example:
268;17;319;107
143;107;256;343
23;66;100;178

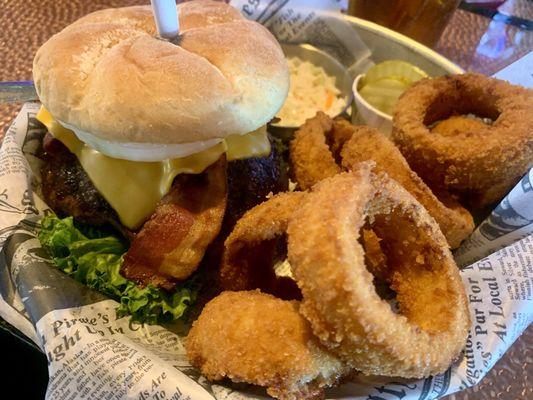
0;1;531;399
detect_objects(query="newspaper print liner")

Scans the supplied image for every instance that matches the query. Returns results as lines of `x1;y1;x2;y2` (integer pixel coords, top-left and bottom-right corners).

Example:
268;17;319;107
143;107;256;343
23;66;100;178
455;169;533;267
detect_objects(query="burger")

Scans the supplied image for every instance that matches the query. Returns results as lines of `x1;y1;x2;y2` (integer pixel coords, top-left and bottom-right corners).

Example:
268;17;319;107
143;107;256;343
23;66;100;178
33;0;289;323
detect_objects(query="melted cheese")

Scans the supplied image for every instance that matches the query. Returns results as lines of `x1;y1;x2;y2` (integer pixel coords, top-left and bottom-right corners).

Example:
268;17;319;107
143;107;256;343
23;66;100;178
37;107;270;229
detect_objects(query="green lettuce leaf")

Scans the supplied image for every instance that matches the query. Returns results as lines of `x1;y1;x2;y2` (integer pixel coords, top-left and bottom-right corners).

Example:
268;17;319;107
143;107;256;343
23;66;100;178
38;214;197;324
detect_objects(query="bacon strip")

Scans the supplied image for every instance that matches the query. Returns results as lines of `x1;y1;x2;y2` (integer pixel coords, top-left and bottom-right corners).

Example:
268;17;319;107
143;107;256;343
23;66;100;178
121;157;227;289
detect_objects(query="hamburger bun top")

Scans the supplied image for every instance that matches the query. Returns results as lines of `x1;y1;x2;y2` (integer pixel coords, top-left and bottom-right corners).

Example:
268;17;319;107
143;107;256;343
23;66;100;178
33;0;289;144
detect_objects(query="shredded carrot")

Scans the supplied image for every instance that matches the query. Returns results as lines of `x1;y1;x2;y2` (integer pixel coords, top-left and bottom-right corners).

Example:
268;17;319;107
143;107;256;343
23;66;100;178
325;91;334;110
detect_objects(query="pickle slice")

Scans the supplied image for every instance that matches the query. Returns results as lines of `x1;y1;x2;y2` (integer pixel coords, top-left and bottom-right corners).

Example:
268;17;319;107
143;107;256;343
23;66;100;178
359;78;408;116
362;60;428;86
358;60;428;115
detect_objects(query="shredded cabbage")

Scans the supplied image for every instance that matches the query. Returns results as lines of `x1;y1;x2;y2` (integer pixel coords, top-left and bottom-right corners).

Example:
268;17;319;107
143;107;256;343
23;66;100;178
276;57;346;127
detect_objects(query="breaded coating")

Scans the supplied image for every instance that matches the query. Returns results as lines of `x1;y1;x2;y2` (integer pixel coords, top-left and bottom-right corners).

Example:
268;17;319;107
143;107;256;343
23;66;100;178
220;192;306;299
289;112;340;190
326;117;355;162
186;291;349;400
339;123;474;248
430;115;488;137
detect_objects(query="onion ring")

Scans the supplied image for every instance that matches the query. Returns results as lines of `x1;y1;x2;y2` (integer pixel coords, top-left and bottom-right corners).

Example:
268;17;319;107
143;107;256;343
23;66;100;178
219;191;306;300
393;73;533;207
289;112;340;190
287;164;470;378
339;122;474;248
186;290;349;400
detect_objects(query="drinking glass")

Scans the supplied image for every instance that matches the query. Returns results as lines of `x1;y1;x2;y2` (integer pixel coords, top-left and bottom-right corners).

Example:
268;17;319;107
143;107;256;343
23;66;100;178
348;0;462;47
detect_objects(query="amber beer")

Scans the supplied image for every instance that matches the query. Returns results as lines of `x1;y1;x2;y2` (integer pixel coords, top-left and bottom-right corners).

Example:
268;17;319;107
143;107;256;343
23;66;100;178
348;0;461;47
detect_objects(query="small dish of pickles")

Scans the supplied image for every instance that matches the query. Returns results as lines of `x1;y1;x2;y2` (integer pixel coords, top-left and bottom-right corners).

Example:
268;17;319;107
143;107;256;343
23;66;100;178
353;60;427;135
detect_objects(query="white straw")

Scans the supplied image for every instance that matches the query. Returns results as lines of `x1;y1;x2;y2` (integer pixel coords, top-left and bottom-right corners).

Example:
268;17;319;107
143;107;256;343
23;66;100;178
150;0;180;40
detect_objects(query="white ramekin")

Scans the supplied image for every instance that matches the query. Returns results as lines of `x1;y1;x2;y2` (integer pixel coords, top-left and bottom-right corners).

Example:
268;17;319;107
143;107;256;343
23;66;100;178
351;74;393;136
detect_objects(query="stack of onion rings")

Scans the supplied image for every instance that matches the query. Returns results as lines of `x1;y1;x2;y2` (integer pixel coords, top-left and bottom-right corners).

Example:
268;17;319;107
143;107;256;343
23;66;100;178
289;112;473;248
287;165;470;378
393;73;533;207
219;189;388;294
185;73;533;396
